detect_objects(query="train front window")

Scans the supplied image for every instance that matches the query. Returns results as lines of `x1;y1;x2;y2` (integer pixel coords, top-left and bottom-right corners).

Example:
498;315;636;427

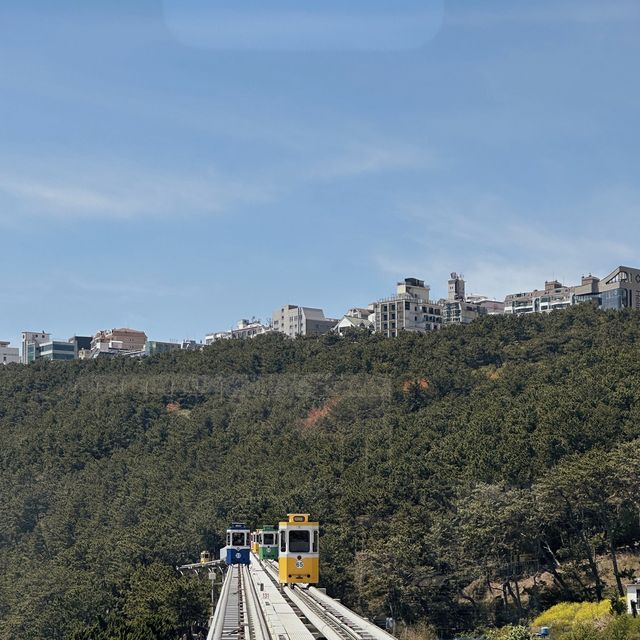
263;533;275;545
232;532;245;546
289;530;310;553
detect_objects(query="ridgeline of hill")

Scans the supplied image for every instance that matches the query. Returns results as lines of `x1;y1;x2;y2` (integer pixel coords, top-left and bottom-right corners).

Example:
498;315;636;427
2;305;640;640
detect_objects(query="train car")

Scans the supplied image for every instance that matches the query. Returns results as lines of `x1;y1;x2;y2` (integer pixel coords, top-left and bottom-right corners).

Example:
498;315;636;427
257;525;279;560
225;522;250;565
251;530;260;554
200;550;211;564
278;513;319;584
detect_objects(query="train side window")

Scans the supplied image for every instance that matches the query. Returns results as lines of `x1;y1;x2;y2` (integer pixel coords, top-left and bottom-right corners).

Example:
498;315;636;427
226;532;231;546
289;530;310;553
263;533;275;545
312;530;318;553
280;531;286;552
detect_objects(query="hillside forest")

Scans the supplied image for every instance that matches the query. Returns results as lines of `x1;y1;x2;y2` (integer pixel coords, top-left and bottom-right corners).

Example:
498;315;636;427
1;305;640;639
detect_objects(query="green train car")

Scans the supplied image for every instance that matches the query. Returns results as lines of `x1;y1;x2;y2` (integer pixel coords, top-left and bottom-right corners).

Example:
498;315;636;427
257;525;279;560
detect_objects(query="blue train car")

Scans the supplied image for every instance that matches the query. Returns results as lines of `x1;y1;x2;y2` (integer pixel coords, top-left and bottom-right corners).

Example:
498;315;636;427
225;522;250;565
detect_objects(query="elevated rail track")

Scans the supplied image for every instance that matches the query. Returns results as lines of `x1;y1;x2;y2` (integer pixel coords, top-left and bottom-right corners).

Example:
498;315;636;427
207;556;397;640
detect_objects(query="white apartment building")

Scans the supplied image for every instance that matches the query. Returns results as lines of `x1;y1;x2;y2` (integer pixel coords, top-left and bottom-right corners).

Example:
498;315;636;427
0;341;19;365
205;319;272;345
272;305;337;338
372;278;442;337
502;266;640;315
504;279;574;315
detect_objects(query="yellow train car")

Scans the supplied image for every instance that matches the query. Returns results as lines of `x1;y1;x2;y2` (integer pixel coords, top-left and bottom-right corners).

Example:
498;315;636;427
278;513;319;584
251;530;260;554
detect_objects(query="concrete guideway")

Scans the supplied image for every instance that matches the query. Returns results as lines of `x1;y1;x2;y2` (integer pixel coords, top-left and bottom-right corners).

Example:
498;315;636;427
208;556;397;640
248;555;316;640
260;559;397;640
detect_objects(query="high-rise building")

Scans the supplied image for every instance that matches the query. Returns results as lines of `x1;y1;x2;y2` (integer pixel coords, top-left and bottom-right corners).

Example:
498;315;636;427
21;331;51;364
372;278;442;337
441;274;505;325
272;305;337;338
448;272;466;302
0;341;19;365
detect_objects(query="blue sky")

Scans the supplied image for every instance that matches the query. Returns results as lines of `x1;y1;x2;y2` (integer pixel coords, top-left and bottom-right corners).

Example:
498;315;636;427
1;0;639;344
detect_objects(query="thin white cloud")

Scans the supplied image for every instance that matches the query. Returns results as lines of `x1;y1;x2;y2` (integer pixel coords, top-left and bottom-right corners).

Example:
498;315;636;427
0;163;277;221
0;127;440;222
308;141;440;181
374;187;640;300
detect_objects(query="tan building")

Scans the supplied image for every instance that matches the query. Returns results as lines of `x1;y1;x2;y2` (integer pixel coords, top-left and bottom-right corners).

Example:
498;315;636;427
88;327;148;357
372;277;442;337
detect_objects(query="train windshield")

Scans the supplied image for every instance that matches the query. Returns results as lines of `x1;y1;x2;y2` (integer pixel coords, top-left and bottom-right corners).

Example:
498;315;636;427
263;533;275;545
289;530;310;553
232;532;246;546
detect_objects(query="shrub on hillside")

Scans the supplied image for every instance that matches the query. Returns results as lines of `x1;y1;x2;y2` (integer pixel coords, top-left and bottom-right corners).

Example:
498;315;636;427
533;601;612;634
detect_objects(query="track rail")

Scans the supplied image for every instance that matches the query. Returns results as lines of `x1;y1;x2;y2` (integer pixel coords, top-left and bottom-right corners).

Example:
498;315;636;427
259;560;395;640
207;564;272;640
209;558;396;640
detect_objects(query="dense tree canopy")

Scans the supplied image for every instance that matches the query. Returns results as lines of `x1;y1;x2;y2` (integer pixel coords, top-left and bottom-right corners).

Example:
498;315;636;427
1;305;640;639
